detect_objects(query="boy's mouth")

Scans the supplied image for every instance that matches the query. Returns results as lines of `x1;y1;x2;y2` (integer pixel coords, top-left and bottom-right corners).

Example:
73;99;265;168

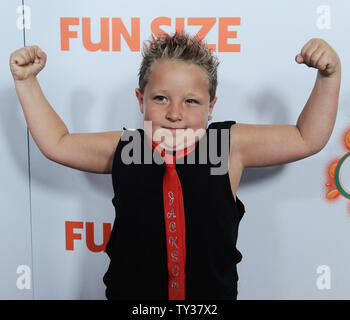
162;126;187;130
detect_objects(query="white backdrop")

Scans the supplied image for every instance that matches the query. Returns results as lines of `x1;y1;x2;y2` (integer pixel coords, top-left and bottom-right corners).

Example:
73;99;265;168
1;0;350;299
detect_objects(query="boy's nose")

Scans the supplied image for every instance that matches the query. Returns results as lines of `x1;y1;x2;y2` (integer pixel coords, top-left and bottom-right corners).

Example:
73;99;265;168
166;103;183;121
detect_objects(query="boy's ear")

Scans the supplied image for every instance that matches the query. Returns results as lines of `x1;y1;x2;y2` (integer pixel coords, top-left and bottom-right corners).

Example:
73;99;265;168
135;88;144;113
209;96;217;115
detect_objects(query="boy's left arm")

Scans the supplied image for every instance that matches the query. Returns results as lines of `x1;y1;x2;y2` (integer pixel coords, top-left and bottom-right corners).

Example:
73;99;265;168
295;38;341;153
231;38;341;168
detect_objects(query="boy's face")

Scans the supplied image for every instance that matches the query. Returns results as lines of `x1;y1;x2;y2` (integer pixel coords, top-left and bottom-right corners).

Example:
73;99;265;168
135;59;217;151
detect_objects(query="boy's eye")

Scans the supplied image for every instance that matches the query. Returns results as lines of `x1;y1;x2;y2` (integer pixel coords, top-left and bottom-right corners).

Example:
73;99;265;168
154;96;167;102
153;96;198;104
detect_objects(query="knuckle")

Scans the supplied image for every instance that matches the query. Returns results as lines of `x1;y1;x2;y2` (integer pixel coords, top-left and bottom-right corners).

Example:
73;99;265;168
304;51;311;60
23;53;30;61
308;39;315;47
301;47;309;56
22;49;29;57
319;58;328;68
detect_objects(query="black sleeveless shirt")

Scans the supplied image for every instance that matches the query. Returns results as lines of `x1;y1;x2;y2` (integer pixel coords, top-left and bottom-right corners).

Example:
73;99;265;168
103;121;245;300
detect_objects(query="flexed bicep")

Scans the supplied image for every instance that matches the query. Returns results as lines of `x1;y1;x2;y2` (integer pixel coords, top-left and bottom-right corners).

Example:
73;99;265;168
47;130;123;174
230;123;315;168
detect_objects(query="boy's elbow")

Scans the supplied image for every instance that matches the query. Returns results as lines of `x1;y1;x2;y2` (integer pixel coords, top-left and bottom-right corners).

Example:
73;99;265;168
305;141;326;157
44;133;69;162
44;148;57;162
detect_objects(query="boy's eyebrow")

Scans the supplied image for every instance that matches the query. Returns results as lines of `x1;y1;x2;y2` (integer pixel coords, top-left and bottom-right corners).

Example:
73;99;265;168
151;89;169;94
186;92;203;98
151;89;204;98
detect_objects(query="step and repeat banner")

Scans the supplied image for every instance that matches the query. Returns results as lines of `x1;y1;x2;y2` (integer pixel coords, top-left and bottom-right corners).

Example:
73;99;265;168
1;0;350;299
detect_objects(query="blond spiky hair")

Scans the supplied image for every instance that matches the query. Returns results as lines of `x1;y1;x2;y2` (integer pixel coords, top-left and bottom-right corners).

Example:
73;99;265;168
138;31;219;102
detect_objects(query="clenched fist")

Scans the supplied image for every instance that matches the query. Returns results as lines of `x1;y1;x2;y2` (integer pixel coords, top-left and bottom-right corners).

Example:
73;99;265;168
295;38;340;77
9;45;47;81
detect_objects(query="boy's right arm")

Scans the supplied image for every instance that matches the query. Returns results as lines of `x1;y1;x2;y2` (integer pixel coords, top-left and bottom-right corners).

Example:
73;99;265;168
49;130;123;174
10;45;123;174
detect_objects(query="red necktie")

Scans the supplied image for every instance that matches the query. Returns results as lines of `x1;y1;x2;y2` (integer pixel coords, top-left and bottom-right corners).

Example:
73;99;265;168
150;139;197;300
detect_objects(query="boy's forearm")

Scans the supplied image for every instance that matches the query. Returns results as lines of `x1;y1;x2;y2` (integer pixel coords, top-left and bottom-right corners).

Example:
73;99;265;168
15;76;69;158
296;69;341;153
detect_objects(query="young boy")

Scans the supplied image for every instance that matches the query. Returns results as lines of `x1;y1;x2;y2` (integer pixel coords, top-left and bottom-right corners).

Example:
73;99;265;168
9;32;341;300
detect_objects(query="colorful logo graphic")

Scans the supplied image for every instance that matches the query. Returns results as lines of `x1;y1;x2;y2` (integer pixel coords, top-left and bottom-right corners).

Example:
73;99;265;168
325;130;350;214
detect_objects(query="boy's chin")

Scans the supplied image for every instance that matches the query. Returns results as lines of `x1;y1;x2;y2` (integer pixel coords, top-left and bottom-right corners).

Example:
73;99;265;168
158;132;200;151
145;127;204;151
157;139;189;152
